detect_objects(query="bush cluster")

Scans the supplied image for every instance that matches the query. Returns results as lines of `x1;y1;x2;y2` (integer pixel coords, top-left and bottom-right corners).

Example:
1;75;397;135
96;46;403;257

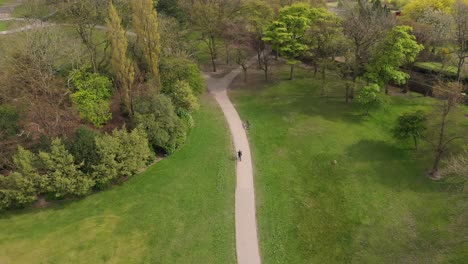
0;127;153;210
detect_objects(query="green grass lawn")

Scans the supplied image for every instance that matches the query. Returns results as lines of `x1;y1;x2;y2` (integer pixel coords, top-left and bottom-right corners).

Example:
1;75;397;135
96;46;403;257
0;95;236;264
230;66;468;263
415;61;466;78
0;21;7;31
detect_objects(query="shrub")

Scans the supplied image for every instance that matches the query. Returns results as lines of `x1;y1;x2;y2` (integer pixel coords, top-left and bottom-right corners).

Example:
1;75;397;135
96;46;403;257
0;104;19;140
93;127;153;188
168;80;200;113
69;68;113;128
66;126;100;174
0;173;37;210
134;95;187;154
38;139;94;197
160;57;205;95
1;147;40;210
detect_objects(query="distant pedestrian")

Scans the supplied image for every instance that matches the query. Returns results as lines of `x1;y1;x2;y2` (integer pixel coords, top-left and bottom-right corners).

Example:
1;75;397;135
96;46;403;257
237;150;242;161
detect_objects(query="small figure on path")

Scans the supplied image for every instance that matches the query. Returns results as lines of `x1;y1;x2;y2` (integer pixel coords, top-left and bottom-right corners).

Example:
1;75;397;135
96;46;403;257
243;120;250;130
237;150;243;161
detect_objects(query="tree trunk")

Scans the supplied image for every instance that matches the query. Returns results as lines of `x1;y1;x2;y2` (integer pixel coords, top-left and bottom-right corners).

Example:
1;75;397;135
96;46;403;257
430;150;443;179
289;64;295;80
430;105;450;179
456;55;465;84
257;50;262;69
413;135;418;150
209;34;217;72
345;83;350;104
225;41;230;65
385;83;389;95
243;68;248;83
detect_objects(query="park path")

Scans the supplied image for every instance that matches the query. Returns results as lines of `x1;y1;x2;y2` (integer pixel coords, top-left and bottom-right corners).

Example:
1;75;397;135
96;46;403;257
205;67;261;264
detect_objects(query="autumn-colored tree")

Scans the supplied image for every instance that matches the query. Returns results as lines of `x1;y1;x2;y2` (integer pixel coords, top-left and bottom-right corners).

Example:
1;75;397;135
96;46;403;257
107;2;135;115
132;0;161;91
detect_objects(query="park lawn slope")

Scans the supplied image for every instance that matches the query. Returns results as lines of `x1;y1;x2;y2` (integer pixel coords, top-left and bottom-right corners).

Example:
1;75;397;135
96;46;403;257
229;67;468;264
0;95;236;264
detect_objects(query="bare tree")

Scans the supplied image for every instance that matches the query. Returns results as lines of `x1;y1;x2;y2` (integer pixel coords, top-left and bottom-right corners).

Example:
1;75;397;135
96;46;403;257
427;82;465;180
187;0;242;72
342;0;395;96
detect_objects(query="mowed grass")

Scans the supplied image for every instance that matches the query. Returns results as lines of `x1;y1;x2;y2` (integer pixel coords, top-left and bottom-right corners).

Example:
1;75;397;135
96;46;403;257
0;95;236;264
229;66;468;263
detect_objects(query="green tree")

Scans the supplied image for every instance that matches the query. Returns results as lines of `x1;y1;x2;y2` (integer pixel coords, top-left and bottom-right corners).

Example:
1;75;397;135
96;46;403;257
306;8;342;77
365;26;424;94
356;84;384;115
393;111;427;149
132;0;161;90
107;2;135;115
342;0;395;96
240;0;274;68
38;139;94;198
69;68;112;128
263;3;312;80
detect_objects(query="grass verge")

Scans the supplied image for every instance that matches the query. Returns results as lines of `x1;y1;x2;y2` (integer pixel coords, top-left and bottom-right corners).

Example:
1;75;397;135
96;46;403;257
0;95;236;264
229;66;468;263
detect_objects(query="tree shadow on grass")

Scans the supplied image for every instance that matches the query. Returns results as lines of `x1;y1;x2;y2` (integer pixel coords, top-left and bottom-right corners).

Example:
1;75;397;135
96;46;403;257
345;139;444;193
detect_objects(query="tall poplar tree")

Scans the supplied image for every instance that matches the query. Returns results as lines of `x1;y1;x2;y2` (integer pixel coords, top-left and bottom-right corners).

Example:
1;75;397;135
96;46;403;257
107;2;135;115
132;0;161;91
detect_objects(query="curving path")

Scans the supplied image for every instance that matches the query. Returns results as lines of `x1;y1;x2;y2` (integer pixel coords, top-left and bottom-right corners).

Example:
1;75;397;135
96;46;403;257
205;67;261;264
1;2;261;262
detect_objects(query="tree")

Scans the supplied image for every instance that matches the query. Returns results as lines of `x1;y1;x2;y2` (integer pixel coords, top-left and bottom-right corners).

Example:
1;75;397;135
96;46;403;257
365;26;424;94
403;0;454;21
38;139;94;198
132;0;162;90
306;8;342;75
342;0;395;96
0;27;82;138
427;82;465;179
63;0;109;73
452;0;468;83
393;111;427;149
356;84;384;115
69;68;112;128
263;3;311;80
189;0;242;72
107;2;135;115
240;0;274;68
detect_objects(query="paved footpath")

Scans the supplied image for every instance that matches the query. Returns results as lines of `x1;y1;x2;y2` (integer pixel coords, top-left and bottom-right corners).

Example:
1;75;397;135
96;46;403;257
205;68;261;264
